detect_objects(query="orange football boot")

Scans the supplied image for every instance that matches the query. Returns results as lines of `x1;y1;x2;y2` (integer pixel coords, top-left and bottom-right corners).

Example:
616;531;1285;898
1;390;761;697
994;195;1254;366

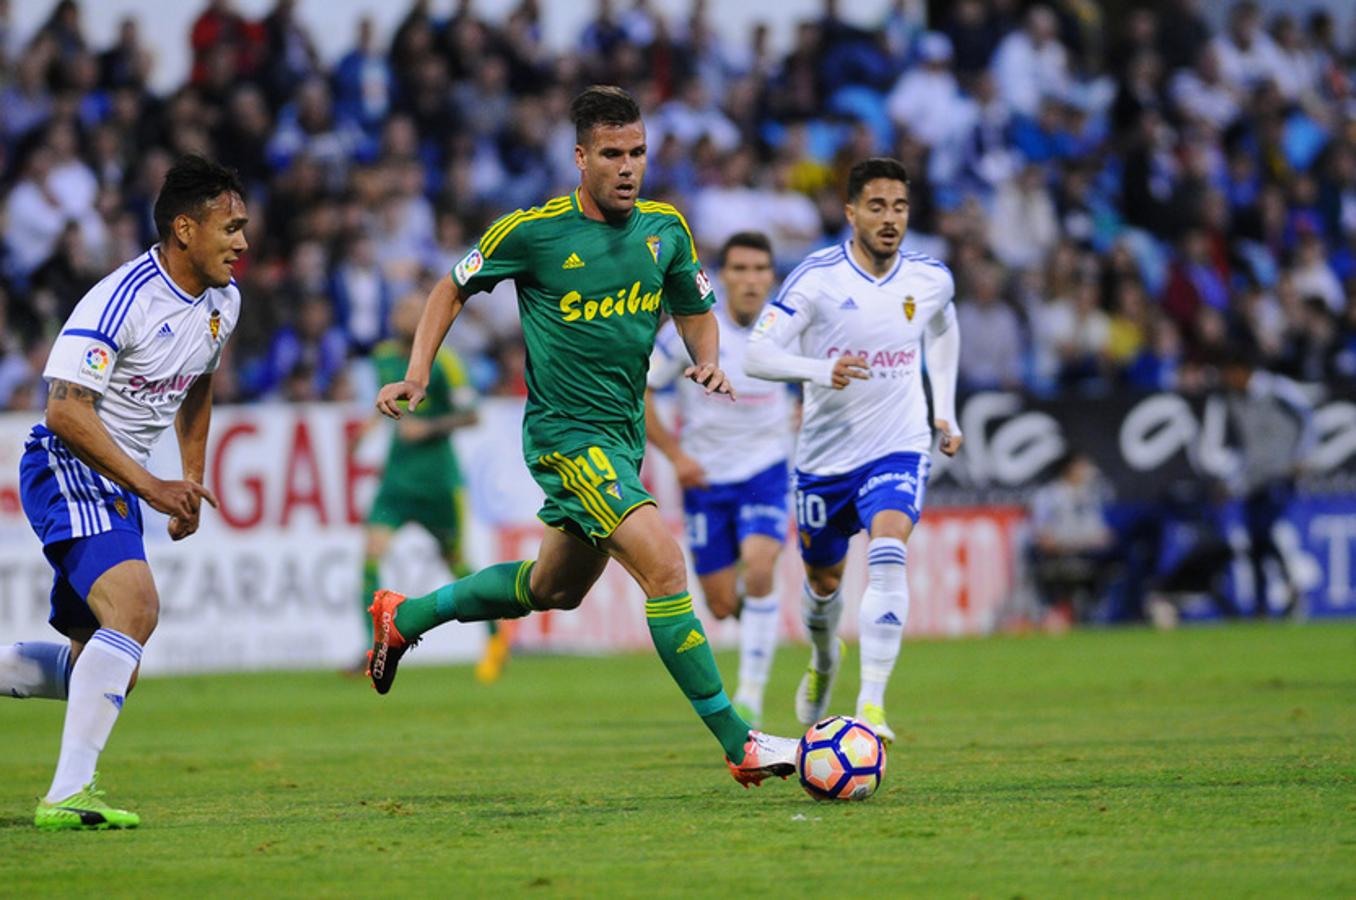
366;590;417;694
726;730;798;788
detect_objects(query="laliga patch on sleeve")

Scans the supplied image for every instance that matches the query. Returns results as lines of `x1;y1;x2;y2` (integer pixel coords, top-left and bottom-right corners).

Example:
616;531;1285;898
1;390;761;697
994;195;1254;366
454;249;484;286
78;344;110;383
753;308;777;335
694;269;713;299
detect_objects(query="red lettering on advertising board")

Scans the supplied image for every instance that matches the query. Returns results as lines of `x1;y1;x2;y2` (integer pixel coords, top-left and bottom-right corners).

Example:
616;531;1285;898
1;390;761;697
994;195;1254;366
213;421;263;528
344;417;379;525
281;418;326;527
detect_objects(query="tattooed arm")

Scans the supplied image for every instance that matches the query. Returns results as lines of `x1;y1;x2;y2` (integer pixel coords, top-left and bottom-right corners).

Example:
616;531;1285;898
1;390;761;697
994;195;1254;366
46;379;217;521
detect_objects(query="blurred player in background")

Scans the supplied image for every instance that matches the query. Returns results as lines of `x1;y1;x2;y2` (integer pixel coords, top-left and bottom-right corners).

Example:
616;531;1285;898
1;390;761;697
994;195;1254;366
745;157;963;745
1218;348;1315;618
0;156;246;829
645;230;792;728
353;292;508;682
367;86;800;785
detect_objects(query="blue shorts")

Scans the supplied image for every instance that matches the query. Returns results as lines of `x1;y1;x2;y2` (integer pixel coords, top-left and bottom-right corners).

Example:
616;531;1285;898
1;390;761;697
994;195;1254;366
20;425;147;636
794;452;932;567
682;460;790;575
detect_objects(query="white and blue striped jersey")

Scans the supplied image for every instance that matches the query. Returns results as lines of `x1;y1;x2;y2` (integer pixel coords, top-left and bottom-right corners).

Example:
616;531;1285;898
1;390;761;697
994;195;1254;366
648;303;793;484
41;247;240;466
745;241;955;476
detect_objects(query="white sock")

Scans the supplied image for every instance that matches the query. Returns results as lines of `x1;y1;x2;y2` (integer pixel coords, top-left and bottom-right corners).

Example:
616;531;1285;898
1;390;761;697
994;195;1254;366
734;592;780;712
46;629;142;802
858;538;909;711
801;581;843;672
1;642;71;700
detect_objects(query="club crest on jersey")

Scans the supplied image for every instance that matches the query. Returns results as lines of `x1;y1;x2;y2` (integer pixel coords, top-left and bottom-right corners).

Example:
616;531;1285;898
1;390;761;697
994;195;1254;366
903;296;916;321
646;235;662;265
113;497;129;519
208;309;222;341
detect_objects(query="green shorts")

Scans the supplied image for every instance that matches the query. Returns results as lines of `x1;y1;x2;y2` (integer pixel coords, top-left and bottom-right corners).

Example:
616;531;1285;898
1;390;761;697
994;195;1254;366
527;441;655;546
367;483;466;553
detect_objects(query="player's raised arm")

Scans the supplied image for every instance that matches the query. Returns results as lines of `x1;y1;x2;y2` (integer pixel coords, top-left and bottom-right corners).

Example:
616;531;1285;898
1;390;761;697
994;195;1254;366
381;208;532;419
744;289;868;390
924;301;963;456
377;274;466;418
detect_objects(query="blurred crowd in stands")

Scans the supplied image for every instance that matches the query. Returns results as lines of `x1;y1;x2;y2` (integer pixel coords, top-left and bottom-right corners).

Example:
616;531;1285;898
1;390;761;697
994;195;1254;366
2;0;1356;411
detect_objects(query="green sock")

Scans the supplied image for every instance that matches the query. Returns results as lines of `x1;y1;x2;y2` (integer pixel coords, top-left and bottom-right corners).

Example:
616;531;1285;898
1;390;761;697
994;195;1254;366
646;593;751;762
361;558;379;618
393;561;536;640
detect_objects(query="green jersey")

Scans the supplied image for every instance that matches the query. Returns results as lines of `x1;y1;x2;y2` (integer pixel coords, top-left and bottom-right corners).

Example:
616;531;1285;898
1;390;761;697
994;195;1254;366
452;189;713;457
372;341;473;491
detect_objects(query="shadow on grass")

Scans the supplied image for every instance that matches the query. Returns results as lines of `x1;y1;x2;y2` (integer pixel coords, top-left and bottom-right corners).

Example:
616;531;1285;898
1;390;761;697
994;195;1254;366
0;815;34;829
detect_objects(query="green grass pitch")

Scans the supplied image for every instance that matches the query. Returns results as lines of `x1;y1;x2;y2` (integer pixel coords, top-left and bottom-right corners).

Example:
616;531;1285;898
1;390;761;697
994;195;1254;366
3;623;1354;897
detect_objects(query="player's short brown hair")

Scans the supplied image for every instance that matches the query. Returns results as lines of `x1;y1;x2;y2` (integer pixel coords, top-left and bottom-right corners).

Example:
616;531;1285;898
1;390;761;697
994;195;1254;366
154;155;245;240
846;158;910;203
571;85;642;145
718;231;773;268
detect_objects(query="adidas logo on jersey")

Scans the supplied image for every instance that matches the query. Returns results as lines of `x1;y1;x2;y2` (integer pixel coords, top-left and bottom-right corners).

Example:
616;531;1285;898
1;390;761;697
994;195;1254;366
562;252;586;269
156;322;174;338
874;611;903;626
840;297;858;310
675;629;707;653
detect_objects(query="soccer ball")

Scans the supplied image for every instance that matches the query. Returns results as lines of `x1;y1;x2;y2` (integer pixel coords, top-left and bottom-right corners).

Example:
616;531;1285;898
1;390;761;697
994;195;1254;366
796;716;887;801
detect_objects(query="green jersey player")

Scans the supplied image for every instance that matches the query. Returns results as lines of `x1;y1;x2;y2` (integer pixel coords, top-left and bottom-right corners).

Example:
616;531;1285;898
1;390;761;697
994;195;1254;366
365;85;798;785
352;293;509;683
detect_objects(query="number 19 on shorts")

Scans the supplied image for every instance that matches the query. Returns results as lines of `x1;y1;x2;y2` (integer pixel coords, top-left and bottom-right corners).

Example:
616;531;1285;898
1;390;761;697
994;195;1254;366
795;490;826;529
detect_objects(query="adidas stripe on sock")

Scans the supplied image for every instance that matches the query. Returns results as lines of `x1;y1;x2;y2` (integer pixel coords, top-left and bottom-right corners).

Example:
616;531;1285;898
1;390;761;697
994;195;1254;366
858;538;908;710
46;629;142;802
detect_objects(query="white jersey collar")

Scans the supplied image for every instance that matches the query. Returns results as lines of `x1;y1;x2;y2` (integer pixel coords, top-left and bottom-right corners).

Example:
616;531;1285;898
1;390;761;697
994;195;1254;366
149;246;206;305
841;240;904;287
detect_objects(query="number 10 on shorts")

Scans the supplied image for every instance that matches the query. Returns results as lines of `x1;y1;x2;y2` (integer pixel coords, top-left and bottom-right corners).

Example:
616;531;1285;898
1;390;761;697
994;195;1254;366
796;490;826;528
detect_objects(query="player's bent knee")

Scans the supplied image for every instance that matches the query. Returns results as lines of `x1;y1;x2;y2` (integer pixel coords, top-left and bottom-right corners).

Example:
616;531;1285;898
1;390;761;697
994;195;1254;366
535;585;588;611
126;664;141;696
647;555;689;598
101;592;159;645
707;593;739;619
122;596;160;644
870;511;915;544
807;570;842;597
744;567;775;598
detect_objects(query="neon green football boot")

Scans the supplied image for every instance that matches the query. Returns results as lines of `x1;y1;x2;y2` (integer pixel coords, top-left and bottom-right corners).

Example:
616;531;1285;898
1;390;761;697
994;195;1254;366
35;774;140;831
857;703;896;747
795;638;845;725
